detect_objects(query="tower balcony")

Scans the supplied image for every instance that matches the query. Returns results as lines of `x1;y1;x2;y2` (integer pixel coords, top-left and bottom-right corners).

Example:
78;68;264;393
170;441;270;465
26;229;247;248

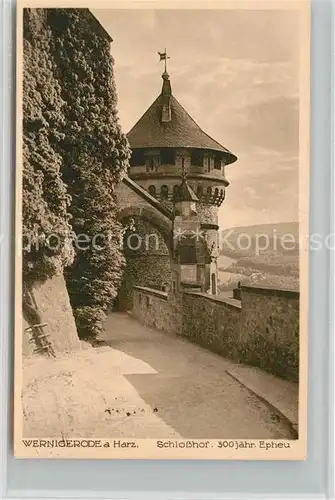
129;163;229;185
133;178;226;207
128;148;231;207
128;148;229;184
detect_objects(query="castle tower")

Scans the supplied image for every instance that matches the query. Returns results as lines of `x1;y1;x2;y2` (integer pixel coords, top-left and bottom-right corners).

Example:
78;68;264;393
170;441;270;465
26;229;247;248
127;68;237;207
126;63;238;295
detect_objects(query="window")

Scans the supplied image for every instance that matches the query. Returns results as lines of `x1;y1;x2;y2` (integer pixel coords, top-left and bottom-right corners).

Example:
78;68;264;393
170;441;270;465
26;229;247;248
207;186;212;197
220;189;225;202
161;185;169;200
179;235;197;264
197;185;203;198
173;185;180;201
214;157;221;170
145;154;160;171
161;148;175;164
191;150;203;166
130;150;145;166
206;157;211;172
148;185;156;197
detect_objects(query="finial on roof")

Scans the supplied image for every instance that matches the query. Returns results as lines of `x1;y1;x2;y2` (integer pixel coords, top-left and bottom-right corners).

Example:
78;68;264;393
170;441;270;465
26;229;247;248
162;70;170;80
158;49;172;122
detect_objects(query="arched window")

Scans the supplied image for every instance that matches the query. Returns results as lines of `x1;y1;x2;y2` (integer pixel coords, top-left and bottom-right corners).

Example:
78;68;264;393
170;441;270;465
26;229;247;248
197;185;203;198
148;185;156;198
220;188;225;200
214;187;219;198
161;185;169;200
207;186;212;197
173;185;180;201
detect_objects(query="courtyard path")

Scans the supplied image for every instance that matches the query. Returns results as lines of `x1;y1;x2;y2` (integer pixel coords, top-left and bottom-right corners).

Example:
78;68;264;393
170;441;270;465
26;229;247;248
22;312;295;441
101;313;295;439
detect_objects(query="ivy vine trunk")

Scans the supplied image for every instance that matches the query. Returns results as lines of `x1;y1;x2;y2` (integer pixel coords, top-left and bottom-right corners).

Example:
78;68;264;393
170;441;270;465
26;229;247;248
47;9;131;339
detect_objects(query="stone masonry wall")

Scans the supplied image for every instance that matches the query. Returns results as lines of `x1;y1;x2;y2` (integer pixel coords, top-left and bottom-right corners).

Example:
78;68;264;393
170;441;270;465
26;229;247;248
239;286;299;381
182;292;242;357
133;286;182;334
133;284;299;381
23;274;81;356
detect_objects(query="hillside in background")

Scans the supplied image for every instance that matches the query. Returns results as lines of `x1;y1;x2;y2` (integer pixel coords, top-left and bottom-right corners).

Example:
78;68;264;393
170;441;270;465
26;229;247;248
218;222;299;293
219;222;299;258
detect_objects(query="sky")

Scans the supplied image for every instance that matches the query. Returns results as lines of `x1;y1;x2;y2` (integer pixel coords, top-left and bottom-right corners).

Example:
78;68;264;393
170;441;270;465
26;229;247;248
93;7;301;229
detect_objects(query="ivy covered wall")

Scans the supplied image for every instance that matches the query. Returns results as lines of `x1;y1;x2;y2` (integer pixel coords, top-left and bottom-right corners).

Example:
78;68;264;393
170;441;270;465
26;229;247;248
23;8;131;340
23;9;74;285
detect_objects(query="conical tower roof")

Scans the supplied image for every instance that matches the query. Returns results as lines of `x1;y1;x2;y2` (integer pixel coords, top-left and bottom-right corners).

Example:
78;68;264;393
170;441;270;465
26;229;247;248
127;72;237;165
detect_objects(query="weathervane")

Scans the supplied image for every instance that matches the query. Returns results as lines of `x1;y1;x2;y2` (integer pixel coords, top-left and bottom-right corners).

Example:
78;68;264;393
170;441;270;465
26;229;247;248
158;48;170;72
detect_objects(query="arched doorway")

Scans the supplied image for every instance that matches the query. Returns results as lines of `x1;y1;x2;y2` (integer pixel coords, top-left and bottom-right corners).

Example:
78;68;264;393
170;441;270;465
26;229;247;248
116;210;173;312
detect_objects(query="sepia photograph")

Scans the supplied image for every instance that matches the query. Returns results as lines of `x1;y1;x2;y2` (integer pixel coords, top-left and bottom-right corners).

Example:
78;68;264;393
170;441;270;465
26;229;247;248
15;0;310;459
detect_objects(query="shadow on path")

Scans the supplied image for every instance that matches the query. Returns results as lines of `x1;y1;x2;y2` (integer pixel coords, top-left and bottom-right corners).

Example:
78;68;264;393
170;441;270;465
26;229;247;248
102;313;296;439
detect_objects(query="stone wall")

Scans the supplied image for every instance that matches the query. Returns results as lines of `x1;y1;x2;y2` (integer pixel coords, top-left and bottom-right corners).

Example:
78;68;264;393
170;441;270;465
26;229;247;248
117;217;172;311
182;292;242;357
133;286;182;334
23;274;81;356
239;286;299;381
133;284;299;381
